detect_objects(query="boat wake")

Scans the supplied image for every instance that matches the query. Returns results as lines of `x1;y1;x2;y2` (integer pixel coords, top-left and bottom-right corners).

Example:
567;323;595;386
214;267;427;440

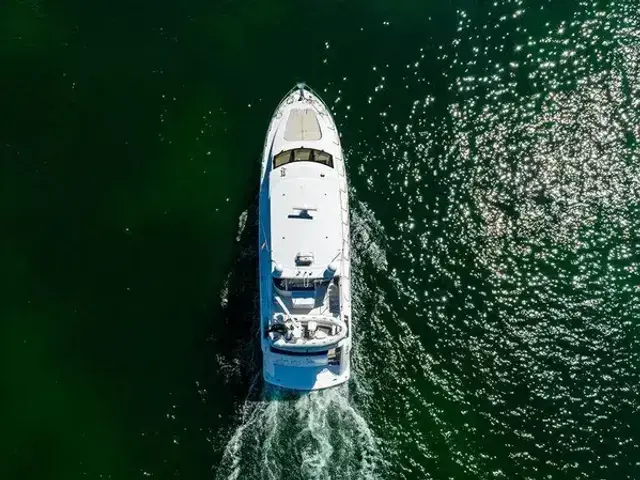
215;383;379;480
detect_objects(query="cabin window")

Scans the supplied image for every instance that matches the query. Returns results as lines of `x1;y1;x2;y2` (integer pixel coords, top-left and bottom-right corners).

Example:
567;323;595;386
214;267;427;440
314;150;332;166
273;149;334;169
274;150;292;168
294;148;312;162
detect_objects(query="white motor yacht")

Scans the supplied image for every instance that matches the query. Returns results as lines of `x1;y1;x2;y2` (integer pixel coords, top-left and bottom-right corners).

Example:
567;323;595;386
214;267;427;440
259;84;351;391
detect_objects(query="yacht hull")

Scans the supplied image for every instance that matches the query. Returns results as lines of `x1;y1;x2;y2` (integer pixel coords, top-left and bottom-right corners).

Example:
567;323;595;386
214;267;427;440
258;85;351;391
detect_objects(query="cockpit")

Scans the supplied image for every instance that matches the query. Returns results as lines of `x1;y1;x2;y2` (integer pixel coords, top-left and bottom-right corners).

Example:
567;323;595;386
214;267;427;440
273;276;341;313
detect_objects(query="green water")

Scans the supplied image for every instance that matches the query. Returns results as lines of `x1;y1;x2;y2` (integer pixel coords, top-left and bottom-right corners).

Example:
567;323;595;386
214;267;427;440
2;0;639;478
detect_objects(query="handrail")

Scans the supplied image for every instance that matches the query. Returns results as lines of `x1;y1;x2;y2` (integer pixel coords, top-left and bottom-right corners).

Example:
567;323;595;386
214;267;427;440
259;219;270;252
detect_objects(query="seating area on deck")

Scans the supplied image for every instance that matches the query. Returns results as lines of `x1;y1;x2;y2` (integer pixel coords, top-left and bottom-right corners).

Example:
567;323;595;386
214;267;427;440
272;278;341;318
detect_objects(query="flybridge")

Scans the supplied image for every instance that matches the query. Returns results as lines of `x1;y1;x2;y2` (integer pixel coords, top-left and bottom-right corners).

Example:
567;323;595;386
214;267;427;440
269;164;343;276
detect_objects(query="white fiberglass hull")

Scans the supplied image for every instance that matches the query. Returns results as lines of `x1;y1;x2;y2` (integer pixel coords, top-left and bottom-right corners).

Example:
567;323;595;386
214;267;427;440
259;85;351;391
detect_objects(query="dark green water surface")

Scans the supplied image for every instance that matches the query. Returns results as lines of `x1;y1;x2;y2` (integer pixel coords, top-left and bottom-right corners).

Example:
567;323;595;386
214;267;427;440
2;0;639;479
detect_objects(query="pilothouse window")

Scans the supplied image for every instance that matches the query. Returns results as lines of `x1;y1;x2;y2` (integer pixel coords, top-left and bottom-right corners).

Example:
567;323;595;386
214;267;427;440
295;149;312;162
273;149;334;169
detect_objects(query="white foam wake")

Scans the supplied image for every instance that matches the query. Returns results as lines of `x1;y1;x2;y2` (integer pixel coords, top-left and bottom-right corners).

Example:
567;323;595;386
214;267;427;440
215;384;380;480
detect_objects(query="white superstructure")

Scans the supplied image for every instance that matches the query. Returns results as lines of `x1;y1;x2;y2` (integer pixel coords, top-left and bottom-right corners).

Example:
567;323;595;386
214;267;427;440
259;84;351;390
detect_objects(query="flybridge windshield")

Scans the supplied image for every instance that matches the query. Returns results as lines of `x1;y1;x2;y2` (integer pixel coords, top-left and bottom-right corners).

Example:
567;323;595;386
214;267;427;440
273;149;334;169
274;278;332;291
